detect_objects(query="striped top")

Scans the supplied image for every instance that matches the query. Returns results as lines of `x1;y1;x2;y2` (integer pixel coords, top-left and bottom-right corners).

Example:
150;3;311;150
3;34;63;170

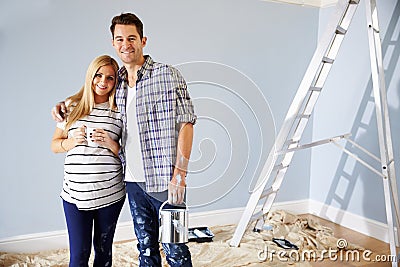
115;55;197;192
57;102;125;210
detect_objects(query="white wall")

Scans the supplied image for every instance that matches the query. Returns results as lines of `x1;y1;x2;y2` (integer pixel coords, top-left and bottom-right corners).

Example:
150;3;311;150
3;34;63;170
0;0;317;241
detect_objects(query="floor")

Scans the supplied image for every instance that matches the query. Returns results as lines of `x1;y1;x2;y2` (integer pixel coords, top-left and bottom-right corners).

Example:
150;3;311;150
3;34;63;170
0;213;398;266
304;214;399;267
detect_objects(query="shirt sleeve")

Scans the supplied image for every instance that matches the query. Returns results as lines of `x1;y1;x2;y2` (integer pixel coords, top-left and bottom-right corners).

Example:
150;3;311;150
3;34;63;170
173;68;197;125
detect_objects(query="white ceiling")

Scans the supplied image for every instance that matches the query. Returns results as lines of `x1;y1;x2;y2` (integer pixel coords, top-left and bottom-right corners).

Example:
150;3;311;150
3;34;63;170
262;0;338;8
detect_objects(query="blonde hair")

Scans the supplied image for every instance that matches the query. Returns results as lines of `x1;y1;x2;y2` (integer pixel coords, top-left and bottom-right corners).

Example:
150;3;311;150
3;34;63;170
65;55;119;132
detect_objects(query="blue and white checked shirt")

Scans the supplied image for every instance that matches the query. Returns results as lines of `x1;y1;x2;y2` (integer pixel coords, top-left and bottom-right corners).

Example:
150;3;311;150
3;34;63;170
116;55;196;192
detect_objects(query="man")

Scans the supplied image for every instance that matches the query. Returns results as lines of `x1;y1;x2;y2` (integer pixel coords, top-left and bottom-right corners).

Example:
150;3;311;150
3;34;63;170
53;13;196;267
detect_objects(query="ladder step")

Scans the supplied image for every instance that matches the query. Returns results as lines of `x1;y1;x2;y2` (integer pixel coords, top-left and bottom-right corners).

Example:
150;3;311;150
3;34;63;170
333;194;345;204
322;56;334;64
358;122;370;129
260;187;277;200
350;0;360;4
341;172;352;179
251;210;264;221
310;86;322;92
284;139;298;146
297;114;311;120
272;163;289;171
336;25;347;35
281;140;299;151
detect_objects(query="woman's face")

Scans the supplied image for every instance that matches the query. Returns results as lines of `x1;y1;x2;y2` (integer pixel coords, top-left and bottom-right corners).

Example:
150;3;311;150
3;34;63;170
92;65;116;103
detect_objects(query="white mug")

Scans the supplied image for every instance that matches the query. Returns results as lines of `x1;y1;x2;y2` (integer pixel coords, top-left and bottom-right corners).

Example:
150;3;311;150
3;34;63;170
86;127;98;147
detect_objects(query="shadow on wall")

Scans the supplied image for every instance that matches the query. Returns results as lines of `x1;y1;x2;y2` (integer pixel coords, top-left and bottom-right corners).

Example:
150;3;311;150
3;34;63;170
321;1;400;225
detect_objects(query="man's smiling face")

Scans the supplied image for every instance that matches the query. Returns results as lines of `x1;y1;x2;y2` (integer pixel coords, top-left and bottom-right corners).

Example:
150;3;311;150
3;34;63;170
112;24;147;65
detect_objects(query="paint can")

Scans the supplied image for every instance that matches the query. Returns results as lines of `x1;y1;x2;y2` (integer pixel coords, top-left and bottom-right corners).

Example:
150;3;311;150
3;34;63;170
159;201;188;243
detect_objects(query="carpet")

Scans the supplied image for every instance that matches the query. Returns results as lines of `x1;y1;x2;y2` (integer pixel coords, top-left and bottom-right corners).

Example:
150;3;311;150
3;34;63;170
0;210;363;266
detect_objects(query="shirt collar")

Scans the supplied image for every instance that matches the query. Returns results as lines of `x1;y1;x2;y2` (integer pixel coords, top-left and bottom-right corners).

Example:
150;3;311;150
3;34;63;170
118;55;153;82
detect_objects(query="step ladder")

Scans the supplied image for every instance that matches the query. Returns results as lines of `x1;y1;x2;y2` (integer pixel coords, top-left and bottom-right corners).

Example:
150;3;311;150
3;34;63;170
230;0;400;265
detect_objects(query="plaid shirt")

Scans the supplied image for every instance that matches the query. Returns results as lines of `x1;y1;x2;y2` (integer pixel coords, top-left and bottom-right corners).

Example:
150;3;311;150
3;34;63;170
116;55;196;192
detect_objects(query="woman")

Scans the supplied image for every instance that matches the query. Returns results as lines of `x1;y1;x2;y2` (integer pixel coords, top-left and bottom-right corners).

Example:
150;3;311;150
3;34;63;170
51;55;125;267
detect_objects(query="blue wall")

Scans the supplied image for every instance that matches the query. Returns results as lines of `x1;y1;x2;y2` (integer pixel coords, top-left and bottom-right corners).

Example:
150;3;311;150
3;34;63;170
0;0;318;239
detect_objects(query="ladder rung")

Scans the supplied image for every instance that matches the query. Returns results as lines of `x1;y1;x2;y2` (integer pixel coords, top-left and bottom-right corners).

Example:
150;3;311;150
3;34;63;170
358;122;369;129
322;56;334;64
333;194;345;204
283;140;298;149
341;172;352;179
310;86;322;92
336;25;347;35
251;210;263;221
297;114;311;119
272;163;288;171
350;0;360;4
260;187;277;200
285;139;298;145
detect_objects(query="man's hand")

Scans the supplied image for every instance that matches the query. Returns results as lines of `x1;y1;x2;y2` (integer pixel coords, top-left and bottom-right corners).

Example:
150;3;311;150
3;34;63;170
168;173;186;205
51;102;67;122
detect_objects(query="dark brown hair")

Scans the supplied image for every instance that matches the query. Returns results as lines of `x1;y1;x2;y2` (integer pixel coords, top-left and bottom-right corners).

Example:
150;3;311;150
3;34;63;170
110;13;144;39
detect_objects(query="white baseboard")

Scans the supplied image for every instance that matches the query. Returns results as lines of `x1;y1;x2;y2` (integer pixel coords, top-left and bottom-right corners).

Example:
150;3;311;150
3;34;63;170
0;230;69;254
308;199;399;246
0;199;396;253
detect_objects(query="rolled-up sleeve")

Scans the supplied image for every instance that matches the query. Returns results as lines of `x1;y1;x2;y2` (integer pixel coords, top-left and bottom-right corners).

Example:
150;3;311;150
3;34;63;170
174;70;197;125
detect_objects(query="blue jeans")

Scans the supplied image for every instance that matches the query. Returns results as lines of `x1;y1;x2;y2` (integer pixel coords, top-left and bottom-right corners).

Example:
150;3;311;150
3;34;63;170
63;198;125;267
126;182;192;267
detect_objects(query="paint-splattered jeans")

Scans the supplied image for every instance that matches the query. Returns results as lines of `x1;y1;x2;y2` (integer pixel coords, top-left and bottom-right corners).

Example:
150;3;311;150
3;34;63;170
126;182;192;267
63;198;125;267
